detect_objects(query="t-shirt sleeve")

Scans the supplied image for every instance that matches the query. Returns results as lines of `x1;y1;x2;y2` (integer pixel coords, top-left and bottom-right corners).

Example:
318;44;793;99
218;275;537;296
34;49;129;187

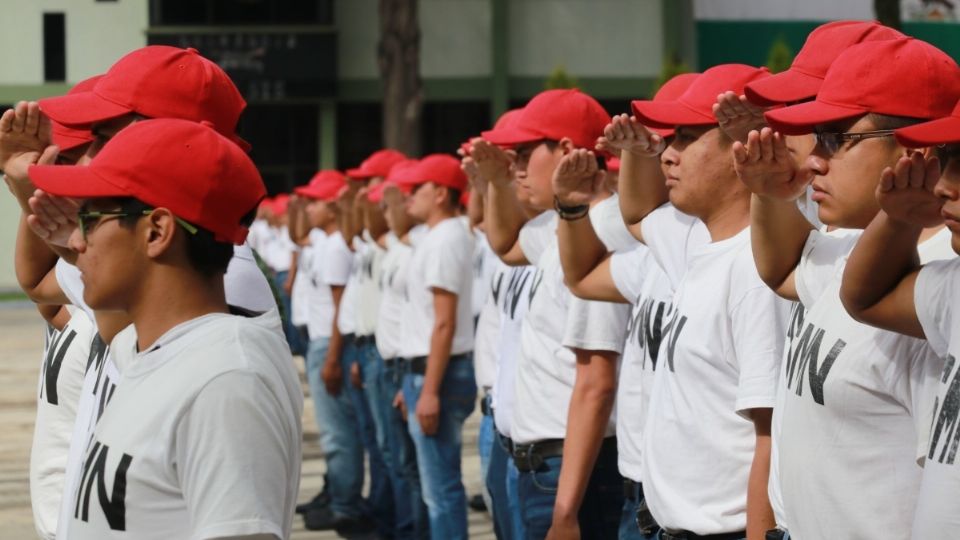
55;258;94;320
562;295;630;354
176;372;293;540
322;237;354;287
730;253;789;415
609;247;653;303
639;204;709;290
914;258;960;357
518;211;556;266
589;195;638;253
424;225;473;295
795;229;860;307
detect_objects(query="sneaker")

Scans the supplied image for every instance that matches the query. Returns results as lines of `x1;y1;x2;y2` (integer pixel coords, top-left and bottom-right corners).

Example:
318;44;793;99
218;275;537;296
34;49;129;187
469;493;487;512
296;488;331;514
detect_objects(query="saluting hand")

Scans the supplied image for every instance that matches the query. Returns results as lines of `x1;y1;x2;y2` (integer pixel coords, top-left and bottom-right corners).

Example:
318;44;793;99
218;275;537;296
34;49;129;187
732;127;807;201
471;139;515;188
596;114;664;158
877;151;944;228
713;91;767;144
552;148;605;207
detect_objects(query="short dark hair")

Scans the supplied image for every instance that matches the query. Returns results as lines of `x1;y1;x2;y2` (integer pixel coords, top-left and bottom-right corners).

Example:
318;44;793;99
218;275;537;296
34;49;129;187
446;187;462;209
117;198;234;278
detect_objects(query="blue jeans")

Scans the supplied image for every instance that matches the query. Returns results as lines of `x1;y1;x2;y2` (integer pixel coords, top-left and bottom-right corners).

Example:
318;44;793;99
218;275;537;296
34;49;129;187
478;398;494;513
619;482;660;540
306;338;364;518
344;338;393;535
403;355;477;540
487;429;525;540
273;270;306;355
517;439;623;540
382;358;429;540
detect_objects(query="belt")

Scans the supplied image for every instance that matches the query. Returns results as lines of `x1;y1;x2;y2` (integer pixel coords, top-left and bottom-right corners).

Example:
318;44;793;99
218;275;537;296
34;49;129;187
495;431;514;454
342;333;355;346
512;439;565;473
355;334;375;347
661;530;746;540
384;357;396;367
764;530;787;540
623;478;642;501
405;353;470;375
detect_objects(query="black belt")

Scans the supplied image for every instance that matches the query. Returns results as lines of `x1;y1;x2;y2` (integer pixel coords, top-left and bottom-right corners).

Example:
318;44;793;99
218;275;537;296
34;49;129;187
481;393;493;416
495;431;514;455
512;439;565;473
765;530;787;540
623;478;642;501
355;334;375;347
342;333;355;345
405;353;469;375
661;530;746;540
383;357;396;367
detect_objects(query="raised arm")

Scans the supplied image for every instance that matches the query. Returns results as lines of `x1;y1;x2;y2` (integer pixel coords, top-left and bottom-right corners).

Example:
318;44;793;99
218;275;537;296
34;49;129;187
733;128;813;300
552;149;627;303
840;152;941;339
597;115;668;239
472;140;528;265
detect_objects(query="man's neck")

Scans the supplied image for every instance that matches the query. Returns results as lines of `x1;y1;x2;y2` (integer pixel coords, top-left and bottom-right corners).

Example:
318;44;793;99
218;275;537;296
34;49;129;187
129;269;229;351
322;221;339;235
426;209;455;228
700;194;751;242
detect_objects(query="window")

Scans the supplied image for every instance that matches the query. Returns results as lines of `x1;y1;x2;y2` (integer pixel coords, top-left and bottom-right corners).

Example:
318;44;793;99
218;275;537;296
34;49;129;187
43;13;66;82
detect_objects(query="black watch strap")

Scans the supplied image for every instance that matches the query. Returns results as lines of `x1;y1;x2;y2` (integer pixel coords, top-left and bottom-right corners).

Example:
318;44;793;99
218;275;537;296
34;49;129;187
554;195;590;221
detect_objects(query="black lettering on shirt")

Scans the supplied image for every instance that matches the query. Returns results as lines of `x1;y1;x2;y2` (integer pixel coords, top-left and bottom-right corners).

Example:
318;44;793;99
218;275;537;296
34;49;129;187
784;317;845;406
661;308;687;373
930;354;960;465
75;440;133;531
40;326;78;405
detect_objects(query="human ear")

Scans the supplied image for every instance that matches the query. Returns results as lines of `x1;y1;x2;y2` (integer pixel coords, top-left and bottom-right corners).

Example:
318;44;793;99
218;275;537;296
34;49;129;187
143;208;178;259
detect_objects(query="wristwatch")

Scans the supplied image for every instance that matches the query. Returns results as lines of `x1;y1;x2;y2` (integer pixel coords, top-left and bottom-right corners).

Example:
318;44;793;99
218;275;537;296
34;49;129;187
553;195;590;221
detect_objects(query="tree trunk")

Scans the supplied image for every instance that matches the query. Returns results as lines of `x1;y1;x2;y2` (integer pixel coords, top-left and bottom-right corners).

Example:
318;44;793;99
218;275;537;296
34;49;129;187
377;0;423;156
874;0;903;30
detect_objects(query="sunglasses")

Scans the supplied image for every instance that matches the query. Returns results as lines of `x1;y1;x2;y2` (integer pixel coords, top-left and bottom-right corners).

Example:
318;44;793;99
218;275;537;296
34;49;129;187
77;208;198;242
813;129;895;155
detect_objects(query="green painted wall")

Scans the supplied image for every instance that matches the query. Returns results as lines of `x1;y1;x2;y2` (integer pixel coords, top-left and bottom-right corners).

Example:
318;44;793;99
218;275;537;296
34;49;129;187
696;21;960;70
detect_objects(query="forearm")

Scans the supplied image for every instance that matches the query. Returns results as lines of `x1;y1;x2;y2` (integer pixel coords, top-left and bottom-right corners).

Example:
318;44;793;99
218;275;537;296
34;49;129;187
746;418;775;540
557;214;607;290
485;180;527;255
617;151;667;225
423;321;455;396
15;214;60;299
750;194;812;297
841;211;921;315
553;350;617;522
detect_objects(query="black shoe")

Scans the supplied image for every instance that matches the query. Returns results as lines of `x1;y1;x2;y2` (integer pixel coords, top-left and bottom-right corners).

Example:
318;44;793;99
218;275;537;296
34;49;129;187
303;506;339;530
304;507;377;536
296;488;331;514
469;493;487;512
334;515;378;537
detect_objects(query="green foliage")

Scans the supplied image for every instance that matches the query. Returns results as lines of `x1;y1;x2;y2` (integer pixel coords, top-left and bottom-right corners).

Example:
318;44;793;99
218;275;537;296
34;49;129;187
653;51;692;94
545;66;579;90
766;36;794;74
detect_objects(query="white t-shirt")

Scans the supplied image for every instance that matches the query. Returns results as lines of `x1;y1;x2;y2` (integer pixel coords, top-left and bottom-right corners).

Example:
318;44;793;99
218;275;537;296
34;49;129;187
590;193;637;253
31;309;94;540
609;246;675;483
355;233;386;337
640;204;710;291
511;211;629;444
337;240;361;336
307;230;353;341
776;228;944;540
55;248;279;540
258;225;294;273
399;217;475;358
490;260;539;438
642;227;789;535
290;242;313;327
376;233;414;360
473;281;500;392
915;254;960;538
63;310;302;540
246;219;270;255
472;231;498;318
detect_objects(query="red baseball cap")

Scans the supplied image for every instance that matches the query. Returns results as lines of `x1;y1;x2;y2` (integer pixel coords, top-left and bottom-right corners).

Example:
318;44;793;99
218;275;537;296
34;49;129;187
765;38;960;136
39;46;250;151
346;149;407;179
745;21;905;106
29;118;265;244
634;72;701;138
384;159;420;195
896;98;960;147
482;89;611;150
633;65;770;129
606;157;621;173
272;194;290;216
51;75;102;152
397;154;468;192
295;170;347;202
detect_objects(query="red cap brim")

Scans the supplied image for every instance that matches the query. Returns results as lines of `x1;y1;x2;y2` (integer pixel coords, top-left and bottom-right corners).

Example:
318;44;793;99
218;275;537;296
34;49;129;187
38;91;132;129
51;130;93;152
744;70;824;107
29;164;129;199
764;100;867;136
346;168;376;180
631;100;716;129
481;125;542;147
895;116;960;148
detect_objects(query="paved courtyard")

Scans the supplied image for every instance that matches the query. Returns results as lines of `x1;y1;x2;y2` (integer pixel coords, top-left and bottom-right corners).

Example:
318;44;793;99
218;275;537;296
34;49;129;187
0;302;494;539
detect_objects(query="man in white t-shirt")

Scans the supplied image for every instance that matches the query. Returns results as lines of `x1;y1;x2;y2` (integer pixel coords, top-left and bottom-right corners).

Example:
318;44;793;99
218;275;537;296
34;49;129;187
28;118;302;539
625;63;790;539
291;170;376;535
839;100;960;539
737;38;960;539
369;161;431;539
473;88;631;539
392;154;477;540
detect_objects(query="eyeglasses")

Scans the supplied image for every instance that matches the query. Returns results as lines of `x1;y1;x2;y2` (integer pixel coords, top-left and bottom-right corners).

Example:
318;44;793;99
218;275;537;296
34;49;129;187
77;208;198;242
813;129;895;155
